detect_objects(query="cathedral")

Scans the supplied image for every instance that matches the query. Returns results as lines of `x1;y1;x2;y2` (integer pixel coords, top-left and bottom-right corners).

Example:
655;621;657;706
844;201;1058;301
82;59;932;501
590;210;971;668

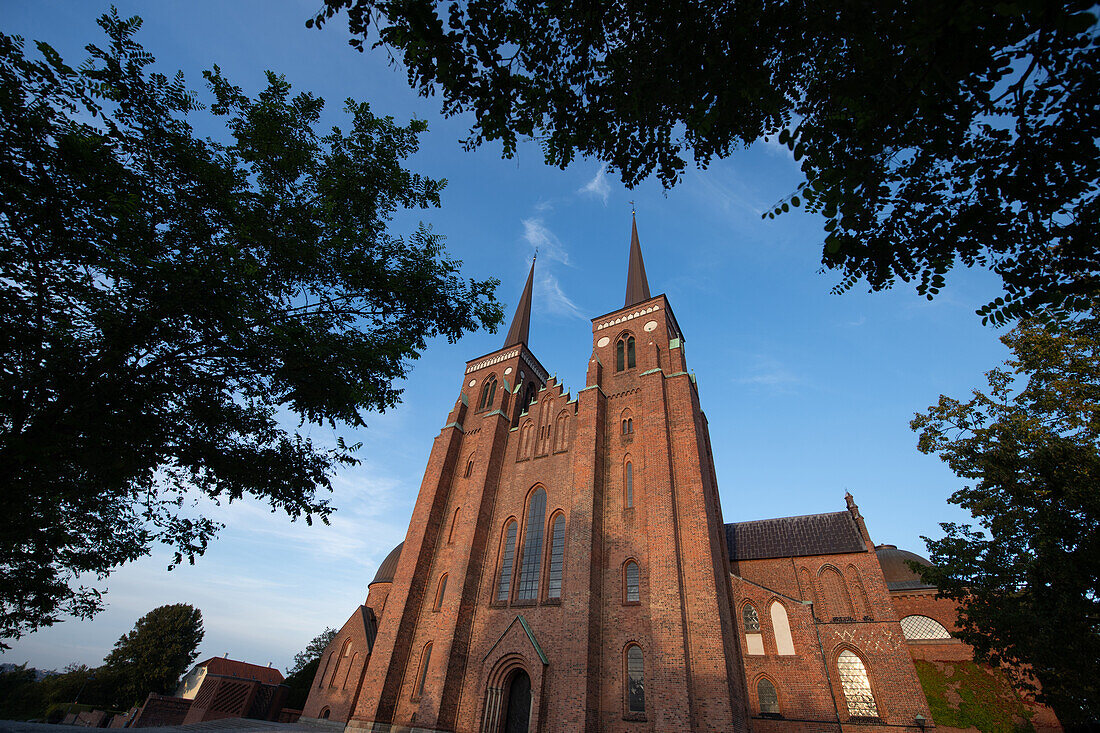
299;220;1056;733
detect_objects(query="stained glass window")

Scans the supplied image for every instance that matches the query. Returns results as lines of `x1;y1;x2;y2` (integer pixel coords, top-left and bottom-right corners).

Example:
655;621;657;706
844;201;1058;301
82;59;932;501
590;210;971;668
626;646;645;713
497;521;517;602
743;604;760;632
548;514;566;599
625;561;640;602
758;678;779;714
516;489;546;600
837;650;878;718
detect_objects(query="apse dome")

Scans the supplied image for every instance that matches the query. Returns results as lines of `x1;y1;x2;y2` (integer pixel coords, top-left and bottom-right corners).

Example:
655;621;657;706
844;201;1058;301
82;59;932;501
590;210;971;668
875;544;936;591
370;541;404;586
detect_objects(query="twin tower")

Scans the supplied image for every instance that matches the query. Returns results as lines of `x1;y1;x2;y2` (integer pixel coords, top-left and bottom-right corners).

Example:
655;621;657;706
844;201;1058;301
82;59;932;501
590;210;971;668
303;217;748;732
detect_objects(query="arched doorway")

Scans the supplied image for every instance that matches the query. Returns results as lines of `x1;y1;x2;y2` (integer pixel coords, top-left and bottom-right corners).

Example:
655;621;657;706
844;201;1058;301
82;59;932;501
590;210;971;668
502;669;531;733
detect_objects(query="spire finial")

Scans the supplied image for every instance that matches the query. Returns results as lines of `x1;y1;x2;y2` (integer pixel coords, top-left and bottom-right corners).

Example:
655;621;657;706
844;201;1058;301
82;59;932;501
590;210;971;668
624;214;652;307
502;256;536;348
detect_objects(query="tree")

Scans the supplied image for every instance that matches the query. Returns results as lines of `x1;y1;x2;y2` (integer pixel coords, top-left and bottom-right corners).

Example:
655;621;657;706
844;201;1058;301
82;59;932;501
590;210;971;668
0;11;504;645
288;627;337;676
911;308;1100;724
101;604;204;706
312;0;1099;322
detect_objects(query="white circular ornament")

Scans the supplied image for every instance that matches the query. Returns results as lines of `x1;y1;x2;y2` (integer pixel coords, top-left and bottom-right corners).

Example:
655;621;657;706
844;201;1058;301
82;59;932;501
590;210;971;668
597;336;610;347
468;379;476;387
643;320;659;332
504;367;512;375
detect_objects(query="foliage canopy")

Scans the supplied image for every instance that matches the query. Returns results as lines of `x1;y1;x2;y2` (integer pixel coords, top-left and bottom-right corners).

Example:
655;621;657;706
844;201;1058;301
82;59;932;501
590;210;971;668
289;627;337;676
312;0;1099;321
912;308;1100;723
102;603;205;706
0;11;503;645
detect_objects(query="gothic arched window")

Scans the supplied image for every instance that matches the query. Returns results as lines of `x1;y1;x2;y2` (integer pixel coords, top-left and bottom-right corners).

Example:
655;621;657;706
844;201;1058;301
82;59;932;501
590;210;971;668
330;638;351;687
837;649;878;718
625;461;634;507
516;488;547;600
547;513;566;599
626;645;645;713
624;560;640;603
616;334;637;371
770;600;795;655
414;642;432;699
433;574;448;612
479;375;498;411
522;381;537;412
497;520;518;602
743;603;760;632
758;678;780;715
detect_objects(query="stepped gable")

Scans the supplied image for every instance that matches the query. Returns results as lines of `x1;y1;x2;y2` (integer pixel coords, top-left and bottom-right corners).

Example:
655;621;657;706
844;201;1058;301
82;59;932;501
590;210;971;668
725;511;867;561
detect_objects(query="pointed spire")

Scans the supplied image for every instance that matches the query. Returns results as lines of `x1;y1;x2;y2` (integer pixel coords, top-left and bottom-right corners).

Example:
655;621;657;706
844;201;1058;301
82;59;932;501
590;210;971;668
624;213;652;307
503;255;535;348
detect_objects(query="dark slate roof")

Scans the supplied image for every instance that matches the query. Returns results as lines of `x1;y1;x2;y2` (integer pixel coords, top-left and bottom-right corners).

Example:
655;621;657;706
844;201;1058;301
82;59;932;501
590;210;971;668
725;511;867;561
370;541;403;585
875;545;936;591
624;214;652;307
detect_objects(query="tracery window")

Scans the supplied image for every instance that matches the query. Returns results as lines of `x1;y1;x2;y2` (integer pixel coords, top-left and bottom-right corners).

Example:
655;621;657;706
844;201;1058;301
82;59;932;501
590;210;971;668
478;375;498;411
900;615;951;640
758;678;780;715
497;520;518;602
547;513;566;599
743;603;760;632
837;650;878;718
516;488;547;601
624;560;640;603
626;645;645;713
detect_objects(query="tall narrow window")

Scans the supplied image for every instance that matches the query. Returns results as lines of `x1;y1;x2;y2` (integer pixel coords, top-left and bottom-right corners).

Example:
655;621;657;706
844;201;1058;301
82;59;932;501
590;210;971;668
464;458;474;478
627;336;636;368
433;574;448;611
479;375;497;410
415;643;432;698
448;507;460;543
624;560;640;603
770;601;795;655
743;604;760;632
758;678;780;715
625;462;634;507
626;645;645;713
497;520;517;602
548;514;566;599
616;339;626;371
837;650;878;718
330;639;351;686
516;489;546;600
522;381;536;412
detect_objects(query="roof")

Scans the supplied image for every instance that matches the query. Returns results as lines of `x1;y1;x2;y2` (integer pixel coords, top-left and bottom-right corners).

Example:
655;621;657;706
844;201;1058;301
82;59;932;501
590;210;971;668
875;545;936;591
503;257;535;348
624;214;652;307
370;541;403;585
195;657;284;685
725;511;867;561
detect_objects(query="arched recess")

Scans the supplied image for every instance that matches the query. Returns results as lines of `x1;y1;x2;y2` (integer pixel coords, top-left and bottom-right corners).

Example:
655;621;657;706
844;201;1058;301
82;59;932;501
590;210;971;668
847;564;872;619
554;410;569;451
799;567;819;616
620;408;634;435
819;565;854;620
449;506;461;543
330;638;351;686
835;646;880;719
769;600;795;655
481;654;537;733
318;652;334;689
519;421;534;459
516;486;547;601
464;454;475;478
623;455;634;507
521;381;537;413
412;642;433;700
343;652;359;689
434;573;448;611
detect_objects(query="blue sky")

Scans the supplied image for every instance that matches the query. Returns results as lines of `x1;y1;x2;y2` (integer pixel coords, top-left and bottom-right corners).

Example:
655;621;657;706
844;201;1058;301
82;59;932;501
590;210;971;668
3;1;1011;673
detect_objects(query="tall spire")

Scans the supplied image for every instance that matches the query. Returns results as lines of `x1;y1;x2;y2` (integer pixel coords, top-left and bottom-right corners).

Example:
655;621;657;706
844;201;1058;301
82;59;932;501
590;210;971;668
503;255;535;348
624;213;652;307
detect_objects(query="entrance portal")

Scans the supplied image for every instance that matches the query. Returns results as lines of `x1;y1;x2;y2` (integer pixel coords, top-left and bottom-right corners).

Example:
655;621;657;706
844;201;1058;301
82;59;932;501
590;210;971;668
502;670;531;733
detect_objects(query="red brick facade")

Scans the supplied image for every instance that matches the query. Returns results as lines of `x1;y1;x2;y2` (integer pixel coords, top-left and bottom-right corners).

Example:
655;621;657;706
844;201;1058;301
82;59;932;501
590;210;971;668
301;228;1016;732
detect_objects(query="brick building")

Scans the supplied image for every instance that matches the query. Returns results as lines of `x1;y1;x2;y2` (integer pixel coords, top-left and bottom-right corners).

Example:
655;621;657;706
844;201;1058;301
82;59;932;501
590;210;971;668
302;220;1050;733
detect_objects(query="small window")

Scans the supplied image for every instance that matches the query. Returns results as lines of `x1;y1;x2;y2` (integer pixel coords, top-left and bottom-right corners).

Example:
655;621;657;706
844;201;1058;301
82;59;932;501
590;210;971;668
448;507;460;543
627;336;636;368
626;645;645;713
624;561;640;603
743;604;760;632
320;708;330;720
548;514;566;599
758;678;780;715
837;650;878;718
627;418;633;433
433;574;448;611
625;462;634;507
414;643;432;698
497;520;518;602
479;375;498;411
464;458;474;478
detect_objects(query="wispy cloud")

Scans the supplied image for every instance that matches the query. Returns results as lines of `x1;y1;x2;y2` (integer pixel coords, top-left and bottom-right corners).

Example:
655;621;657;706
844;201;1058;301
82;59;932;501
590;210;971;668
578;164;611;205
522;218;571;266
537;270;585;320
691;170;768;218
733;354;804;391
